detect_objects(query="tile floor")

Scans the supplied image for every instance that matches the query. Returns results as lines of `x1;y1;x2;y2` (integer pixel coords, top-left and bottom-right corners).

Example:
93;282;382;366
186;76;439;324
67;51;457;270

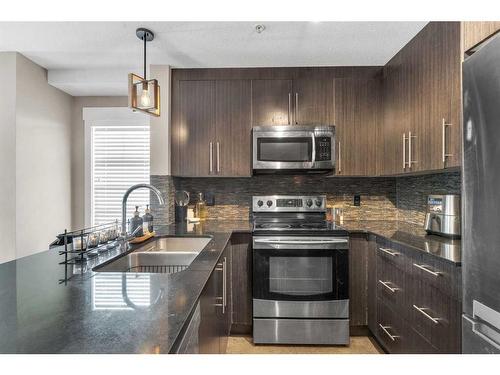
226;336;384;354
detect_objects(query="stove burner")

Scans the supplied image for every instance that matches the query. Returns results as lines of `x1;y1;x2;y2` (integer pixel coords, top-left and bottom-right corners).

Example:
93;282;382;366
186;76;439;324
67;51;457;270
258;223;292;229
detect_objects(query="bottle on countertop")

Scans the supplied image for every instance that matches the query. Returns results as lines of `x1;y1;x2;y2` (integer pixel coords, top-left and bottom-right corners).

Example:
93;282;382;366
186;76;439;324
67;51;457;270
195;192;207;220
129;206;144;237
142;204;154;233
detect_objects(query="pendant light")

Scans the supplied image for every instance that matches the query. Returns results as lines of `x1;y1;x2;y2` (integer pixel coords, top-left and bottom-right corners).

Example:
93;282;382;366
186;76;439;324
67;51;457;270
128;28;160;116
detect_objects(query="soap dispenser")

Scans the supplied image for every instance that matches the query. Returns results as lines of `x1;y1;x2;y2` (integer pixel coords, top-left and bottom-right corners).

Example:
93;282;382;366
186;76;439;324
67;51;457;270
129;206;144;237
143;204;154;233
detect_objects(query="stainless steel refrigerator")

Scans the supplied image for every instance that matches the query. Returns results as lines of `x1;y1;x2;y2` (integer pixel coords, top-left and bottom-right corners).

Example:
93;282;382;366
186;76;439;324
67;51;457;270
462;33;500;353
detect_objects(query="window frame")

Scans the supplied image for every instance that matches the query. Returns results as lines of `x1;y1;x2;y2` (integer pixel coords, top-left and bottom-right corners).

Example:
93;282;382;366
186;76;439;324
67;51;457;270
83;107;150;227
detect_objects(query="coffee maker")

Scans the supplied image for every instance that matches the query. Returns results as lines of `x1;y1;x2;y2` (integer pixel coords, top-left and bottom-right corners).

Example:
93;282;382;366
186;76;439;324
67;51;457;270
424;194;461;238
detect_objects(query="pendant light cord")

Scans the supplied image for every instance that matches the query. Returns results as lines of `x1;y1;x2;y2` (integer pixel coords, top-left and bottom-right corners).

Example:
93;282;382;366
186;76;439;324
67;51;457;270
143;34;147;80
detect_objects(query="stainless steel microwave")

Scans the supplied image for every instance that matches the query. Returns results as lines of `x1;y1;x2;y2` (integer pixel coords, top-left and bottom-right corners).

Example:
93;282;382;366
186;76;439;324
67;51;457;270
252;125;335;174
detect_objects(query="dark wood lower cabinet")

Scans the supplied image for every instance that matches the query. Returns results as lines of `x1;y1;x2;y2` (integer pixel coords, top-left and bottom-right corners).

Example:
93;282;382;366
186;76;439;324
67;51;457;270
349;234;369;328
230;233;253;334
372;237;462;354
198;242;232;354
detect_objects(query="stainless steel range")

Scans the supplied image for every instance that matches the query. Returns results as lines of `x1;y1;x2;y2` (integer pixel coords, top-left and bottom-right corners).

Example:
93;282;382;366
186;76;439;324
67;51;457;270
252;195;350;345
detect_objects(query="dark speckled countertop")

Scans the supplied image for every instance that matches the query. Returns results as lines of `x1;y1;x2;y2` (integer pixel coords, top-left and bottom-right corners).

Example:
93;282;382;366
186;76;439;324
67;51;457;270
0;218;459;354
340;220;461;265
0;221;251;354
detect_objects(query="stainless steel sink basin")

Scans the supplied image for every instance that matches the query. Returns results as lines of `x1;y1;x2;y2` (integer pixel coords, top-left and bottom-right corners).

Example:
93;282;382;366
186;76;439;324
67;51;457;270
93;236;212;274
136;236;212;253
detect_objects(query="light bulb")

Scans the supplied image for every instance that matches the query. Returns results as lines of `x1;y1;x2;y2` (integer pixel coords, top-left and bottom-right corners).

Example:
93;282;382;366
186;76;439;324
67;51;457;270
140;88;151;108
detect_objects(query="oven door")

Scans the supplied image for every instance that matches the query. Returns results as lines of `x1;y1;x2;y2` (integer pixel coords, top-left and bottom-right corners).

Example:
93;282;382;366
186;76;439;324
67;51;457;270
253;128;316;170
252;236;349;318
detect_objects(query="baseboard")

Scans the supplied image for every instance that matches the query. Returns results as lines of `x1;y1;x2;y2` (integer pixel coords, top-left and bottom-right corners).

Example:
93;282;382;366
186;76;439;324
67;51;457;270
350;325;371;336
230;323;252;335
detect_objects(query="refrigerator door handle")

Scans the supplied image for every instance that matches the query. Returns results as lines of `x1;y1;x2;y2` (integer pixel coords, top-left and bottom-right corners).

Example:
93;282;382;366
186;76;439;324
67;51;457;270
464;300;500;350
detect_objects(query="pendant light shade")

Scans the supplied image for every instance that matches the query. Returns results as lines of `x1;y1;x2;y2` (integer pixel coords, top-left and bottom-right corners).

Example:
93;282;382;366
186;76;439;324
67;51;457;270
128;28;160;117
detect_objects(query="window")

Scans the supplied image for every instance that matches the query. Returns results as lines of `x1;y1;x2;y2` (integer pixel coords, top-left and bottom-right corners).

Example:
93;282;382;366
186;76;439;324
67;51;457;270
84;108;150;227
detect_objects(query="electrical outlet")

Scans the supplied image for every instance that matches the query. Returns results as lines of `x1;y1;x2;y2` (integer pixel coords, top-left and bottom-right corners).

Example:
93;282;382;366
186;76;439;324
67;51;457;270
354;195;361;206
205;192;215;206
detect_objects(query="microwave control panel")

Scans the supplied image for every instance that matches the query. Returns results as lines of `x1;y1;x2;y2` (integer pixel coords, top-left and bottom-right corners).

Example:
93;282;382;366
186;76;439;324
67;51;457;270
315;136;332;161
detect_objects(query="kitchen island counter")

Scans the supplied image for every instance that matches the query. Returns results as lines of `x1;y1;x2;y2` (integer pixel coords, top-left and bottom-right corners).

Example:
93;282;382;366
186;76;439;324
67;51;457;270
0;221;251;354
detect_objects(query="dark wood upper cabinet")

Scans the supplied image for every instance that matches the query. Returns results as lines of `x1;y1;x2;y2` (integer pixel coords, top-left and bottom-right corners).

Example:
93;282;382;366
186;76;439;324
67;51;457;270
171;78;252;177
251;79;293;126
171;80;216;177
462;21;500;53
293;77;334;125
380;22;462;175
333;78;381;176
215;80;252;177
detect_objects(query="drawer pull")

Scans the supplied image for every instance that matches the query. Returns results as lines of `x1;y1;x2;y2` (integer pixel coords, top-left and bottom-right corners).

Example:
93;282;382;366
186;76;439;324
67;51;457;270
378;280;400;293
413;263;442;277
379;247;400;257
379;324;399;341
413;305;441;324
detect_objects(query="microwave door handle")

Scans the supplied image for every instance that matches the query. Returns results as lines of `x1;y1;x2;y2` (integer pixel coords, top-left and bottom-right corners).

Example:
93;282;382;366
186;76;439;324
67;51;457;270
311;133;316;165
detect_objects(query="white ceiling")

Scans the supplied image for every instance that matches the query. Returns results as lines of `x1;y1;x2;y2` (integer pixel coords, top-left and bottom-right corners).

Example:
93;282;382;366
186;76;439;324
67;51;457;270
0;22;427;96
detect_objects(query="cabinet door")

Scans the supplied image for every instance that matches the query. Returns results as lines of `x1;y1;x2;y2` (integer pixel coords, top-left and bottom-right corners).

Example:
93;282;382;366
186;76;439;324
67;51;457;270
349;234;368;326
381;57;406;175
367;237;378;333
251;79;292;126
230;234;253;334
216;245;232;354
293;78;334;125
215;80;252;176
172;80;216;177
198;265;219;354
419;22;462;171
333;78;381;176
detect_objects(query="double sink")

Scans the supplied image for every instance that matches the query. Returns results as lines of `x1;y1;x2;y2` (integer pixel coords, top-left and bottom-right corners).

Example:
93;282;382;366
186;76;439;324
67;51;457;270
93;236;212;274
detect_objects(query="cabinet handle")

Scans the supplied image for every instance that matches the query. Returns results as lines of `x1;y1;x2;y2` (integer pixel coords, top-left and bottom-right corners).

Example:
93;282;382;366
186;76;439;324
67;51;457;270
215;260;226;314
413;305;441;324
402;133;408;170
295;92;299;124
378;247;400;257
288;93;291;125
216;142;220;173
408;131;417;167
209;142;213;174
378;280;399;293
338;142;342;173
379;324;399;341
442;118;453;165
413;263;442;277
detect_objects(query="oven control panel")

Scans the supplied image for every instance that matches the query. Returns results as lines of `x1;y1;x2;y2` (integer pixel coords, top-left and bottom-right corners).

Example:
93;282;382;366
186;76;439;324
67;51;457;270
253;195;326;212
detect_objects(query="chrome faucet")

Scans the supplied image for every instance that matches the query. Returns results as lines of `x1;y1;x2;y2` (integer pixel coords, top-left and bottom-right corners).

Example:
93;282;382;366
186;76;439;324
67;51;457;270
121;183;165;238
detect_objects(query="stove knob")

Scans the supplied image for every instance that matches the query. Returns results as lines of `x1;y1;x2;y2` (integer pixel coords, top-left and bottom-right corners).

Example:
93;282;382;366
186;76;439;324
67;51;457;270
257;200;264;207
315;199;322;207
266;200;273;207
306;199;313;207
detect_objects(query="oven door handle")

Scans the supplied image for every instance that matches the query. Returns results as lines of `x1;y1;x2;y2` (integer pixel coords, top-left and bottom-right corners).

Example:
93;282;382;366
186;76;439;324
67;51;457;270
311;132;316;165
254;239;348;245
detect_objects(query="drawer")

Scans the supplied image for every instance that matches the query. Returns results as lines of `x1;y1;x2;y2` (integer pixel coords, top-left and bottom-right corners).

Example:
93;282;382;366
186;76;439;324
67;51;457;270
376;260;407;318
376;239;406;271
376;299;410;353
409;327;439;354
408;277;461;353
406;251;459;298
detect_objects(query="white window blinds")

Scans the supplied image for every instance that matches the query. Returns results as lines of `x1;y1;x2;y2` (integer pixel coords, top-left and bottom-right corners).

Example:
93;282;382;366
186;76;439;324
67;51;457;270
91;123;150;226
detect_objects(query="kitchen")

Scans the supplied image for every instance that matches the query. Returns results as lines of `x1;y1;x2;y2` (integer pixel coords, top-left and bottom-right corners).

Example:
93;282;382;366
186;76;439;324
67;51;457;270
1;3;500;372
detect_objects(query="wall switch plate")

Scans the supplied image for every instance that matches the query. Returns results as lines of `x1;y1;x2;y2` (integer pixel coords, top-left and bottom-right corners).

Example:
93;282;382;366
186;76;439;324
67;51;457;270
205;192;215;206
354;195;361;206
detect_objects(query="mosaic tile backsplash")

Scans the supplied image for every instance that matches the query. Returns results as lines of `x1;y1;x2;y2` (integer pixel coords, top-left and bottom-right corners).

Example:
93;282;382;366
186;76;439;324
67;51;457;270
150;171;461;226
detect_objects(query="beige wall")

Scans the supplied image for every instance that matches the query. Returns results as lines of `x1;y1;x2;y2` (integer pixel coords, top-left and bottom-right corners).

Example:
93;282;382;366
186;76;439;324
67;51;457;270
15;54;73;258
0;53;17;264
71;96;128;229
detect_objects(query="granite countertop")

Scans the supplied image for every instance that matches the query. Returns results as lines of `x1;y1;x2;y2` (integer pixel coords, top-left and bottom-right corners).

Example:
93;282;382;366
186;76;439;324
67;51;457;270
340;220;461;265
0;218;459;354
0;220;251;354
